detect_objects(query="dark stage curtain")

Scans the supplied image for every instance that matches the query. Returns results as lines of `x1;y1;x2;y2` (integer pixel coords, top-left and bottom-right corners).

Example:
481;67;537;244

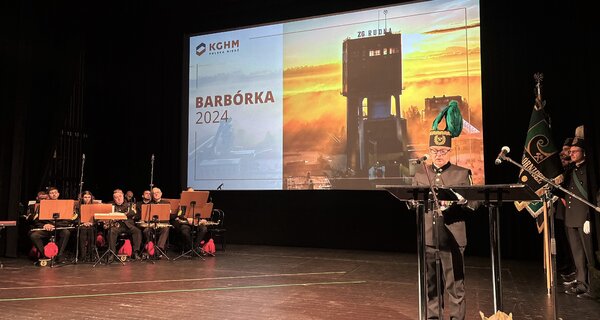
2;0;599;259
0;1;84;256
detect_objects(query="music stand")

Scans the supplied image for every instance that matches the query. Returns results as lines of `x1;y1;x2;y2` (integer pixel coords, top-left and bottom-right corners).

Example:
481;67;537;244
93;211;127;267
447;184;539;313
180;191;209;209
39;200;76;220
37;200;76;267
174;191;210;260
140;204;171;260
198;202;214;220
382;185;458;320
140;204;171;222
80;204;112;262
80;204;113;224
163;198;181;214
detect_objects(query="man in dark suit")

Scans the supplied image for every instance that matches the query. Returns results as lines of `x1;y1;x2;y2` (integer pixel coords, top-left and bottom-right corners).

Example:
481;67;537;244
562;137;595;298
554;138;575;282
28;187;73;264
412;100;478;320
141;187;170;254
108;189;142;260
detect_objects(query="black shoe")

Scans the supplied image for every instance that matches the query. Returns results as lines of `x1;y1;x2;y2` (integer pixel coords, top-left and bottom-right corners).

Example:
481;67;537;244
577;292;597;300
55;256;66;264
565;283;587;295
132;251;141;261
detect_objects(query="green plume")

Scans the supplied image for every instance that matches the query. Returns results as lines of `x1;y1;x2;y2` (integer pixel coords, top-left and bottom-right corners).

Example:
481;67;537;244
431;100;463;137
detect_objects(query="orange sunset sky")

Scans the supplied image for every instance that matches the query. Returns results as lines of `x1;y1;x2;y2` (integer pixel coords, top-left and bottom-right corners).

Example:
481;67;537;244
281;2;484;183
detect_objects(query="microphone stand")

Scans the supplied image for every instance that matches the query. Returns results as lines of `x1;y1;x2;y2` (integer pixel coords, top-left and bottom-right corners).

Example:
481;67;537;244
421;160;444;319
498;154;600;320
498;154;600;214
75;154;85;264
150;154;155;192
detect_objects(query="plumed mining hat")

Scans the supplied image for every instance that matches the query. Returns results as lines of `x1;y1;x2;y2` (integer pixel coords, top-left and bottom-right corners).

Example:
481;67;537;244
429;100;463;148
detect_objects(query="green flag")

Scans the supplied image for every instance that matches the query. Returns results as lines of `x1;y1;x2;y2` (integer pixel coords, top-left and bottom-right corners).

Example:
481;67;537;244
514;75;562;233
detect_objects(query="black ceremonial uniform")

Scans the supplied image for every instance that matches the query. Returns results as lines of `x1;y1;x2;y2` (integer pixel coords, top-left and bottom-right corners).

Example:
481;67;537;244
172;205;208;252
107;201;142;255
554;192;575;276
413;162;477;320
563;161;594;290
142;199;170;251
28;203;74;261
76;203;97;262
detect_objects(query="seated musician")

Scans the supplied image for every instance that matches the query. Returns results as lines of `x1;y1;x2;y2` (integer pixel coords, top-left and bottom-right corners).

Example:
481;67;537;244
25;191;48;220
108;189;142;260
28;187;73;264
77;190;97;262
125;190;136;204
136;190;152;213
141;187;170;255
172;187;208;254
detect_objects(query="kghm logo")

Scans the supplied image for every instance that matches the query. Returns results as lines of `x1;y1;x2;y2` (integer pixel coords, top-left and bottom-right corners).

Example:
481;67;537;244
195;40;240;57
195;43;207;56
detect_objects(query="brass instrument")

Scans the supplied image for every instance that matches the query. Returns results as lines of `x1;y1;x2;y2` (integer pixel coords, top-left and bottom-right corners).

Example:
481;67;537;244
185;217;219;226
136;221;172;228
102;220;121;229
94;212;127;229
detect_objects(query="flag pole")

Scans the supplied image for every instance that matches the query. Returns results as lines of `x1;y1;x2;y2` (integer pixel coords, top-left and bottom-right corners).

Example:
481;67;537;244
542;200;551;294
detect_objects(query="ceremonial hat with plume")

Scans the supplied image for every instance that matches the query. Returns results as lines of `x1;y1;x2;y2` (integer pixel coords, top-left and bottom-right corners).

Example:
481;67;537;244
429;100;463;147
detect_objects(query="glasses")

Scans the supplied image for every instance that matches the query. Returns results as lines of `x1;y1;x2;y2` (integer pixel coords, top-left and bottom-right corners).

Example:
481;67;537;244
429;148;450;156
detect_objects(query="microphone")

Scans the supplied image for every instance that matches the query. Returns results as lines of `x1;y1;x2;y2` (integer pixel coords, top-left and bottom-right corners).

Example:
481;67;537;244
413;154;429;164
216;183;224;190
82;154;86;160
495;146;510;165
151;154;155;162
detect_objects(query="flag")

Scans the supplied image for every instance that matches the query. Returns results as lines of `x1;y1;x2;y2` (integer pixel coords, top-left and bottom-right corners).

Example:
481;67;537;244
514;74;562;233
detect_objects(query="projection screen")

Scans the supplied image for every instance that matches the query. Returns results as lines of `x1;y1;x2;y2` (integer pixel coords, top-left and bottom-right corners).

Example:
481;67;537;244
186;0;483;190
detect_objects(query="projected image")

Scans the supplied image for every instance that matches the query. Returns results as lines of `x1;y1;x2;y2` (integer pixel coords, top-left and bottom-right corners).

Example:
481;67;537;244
188;25;284;190
188;0;483;190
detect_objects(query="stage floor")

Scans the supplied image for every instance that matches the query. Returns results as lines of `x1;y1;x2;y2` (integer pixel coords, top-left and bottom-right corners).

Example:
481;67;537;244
0;245;597;319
